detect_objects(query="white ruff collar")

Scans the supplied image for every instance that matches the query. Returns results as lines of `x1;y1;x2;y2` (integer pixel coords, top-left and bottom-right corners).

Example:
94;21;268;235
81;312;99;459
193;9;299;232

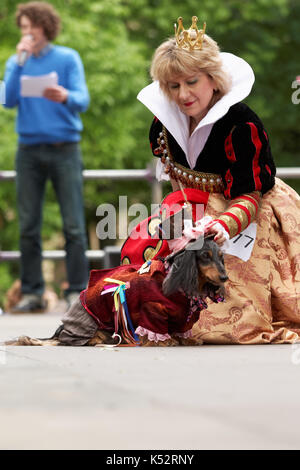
137;53;255;164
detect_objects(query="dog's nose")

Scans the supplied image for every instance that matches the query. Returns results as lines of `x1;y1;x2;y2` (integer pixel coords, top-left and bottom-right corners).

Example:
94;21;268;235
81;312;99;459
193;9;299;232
219;274;228;282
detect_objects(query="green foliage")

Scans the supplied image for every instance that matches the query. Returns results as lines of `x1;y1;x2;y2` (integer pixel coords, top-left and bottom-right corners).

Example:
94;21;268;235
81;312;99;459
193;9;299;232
0;0;299;305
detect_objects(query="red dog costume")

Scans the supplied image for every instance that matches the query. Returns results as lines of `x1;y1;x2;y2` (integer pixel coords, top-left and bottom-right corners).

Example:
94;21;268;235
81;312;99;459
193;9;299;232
79;189;223;345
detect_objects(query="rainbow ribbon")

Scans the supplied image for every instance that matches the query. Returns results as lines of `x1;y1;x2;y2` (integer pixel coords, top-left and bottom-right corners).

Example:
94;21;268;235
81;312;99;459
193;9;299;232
103;278;139;344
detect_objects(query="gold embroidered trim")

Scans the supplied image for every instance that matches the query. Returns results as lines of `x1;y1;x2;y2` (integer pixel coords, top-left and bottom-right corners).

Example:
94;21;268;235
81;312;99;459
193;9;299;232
143;240;163;261
231;191;261;206
217;193;261;238
156;126;225;193
218;214;240;238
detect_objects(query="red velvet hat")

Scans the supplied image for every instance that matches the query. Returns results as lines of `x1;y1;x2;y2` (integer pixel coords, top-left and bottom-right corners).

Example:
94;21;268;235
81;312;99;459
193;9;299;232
120;189;210;266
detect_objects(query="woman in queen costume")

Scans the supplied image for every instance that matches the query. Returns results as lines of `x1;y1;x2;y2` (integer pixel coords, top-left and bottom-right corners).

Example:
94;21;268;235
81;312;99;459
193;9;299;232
121;16;300;344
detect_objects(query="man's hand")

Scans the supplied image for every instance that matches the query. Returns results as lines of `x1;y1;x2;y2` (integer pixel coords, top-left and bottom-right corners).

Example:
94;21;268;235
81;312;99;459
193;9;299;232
43;85;68;103
16;36;34;60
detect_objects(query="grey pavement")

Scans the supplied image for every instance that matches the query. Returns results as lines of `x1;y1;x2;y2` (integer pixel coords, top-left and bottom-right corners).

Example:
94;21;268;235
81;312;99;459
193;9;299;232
0;309;299;450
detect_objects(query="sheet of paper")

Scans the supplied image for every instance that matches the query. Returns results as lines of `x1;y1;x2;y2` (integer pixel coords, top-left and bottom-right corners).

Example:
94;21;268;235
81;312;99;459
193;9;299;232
223;222;257;262
20;71;58;97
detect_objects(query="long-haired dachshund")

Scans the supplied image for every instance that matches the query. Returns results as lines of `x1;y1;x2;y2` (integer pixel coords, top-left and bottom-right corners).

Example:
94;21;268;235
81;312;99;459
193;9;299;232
5;236;227;347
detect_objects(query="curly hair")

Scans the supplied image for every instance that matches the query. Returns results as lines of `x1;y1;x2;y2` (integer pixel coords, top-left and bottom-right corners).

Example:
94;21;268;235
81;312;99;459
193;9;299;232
16;2;61;41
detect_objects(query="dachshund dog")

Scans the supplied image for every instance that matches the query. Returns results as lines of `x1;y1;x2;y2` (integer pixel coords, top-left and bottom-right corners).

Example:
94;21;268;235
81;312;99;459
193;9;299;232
5;236;227;347
163;236;228;299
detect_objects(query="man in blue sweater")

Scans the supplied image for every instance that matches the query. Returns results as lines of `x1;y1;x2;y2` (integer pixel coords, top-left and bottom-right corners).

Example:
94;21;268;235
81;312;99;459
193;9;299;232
4;2;90;312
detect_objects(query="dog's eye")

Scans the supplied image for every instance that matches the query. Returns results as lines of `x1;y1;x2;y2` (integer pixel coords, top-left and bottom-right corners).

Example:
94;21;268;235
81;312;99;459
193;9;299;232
200;252;211;261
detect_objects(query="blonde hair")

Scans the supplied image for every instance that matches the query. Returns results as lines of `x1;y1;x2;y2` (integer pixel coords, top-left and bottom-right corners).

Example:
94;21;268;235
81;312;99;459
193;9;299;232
150;35;232;107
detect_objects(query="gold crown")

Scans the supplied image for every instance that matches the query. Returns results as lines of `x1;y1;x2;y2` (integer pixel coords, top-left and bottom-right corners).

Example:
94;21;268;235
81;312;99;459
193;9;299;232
174;16;206;51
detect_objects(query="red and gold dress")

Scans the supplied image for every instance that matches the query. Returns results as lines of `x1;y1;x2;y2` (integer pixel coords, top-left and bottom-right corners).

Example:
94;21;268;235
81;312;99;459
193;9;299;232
121;101;300;344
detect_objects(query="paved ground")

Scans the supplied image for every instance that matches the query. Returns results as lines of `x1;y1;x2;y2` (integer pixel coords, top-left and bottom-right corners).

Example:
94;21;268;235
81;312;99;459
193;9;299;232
0;309;299;450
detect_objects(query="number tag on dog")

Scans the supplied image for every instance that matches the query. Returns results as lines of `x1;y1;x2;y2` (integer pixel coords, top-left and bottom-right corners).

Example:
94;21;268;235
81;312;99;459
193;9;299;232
223;223;257;262
138;260;152;274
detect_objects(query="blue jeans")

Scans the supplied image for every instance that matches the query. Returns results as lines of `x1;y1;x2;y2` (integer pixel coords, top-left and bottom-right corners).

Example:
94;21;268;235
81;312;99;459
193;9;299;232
16;142;89;296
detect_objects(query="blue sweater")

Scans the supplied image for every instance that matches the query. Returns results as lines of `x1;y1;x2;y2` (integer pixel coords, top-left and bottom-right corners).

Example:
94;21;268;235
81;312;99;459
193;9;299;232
4;45;89;144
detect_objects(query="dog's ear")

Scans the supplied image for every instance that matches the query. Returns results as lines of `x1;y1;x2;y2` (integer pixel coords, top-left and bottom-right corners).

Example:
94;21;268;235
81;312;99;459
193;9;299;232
163;250;199;297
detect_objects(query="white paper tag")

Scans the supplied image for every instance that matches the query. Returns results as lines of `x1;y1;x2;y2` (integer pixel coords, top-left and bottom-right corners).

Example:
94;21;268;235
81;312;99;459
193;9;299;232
138;260;152;274
223;223;257;262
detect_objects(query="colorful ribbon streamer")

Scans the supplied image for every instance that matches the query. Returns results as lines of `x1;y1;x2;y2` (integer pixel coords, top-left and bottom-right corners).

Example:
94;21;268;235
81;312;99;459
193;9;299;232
102;278;140;346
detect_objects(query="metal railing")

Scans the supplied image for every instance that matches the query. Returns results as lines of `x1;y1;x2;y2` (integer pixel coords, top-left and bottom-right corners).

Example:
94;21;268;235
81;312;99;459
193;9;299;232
2;166;300;180
0;168;162;263
274;168;300;178
0;167;163;205
0;167;299;262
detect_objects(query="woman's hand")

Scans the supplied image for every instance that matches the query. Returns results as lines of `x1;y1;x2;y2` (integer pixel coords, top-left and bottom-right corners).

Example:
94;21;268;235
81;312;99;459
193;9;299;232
205;222;228;246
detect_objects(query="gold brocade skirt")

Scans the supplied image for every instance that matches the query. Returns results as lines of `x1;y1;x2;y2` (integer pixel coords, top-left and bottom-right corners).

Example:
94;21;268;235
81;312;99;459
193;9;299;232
192;178;300;344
